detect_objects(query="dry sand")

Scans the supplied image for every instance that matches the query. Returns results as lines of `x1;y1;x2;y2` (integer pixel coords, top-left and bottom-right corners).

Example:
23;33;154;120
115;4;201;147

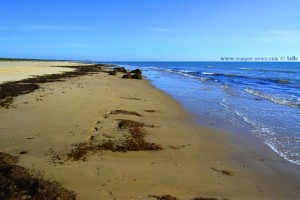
0;62;299;200
0;61;87;84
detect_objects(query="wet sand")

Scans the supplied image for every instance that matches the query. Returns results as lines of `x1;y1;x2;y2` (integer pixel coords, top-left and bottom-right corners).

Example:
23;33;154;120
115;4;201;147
0;61;299;199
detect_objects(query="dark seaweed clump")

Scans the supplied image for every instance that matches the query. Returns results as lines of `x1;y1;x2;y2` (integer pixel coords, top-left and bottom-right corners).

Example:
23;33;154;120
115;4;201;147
101;119;161;152
67;119;162;161
144;110;157;113
0;64;106;108
149;194;178;200
110;109;143;117
149;195;226;200
211;167;233;176
0;152;76;200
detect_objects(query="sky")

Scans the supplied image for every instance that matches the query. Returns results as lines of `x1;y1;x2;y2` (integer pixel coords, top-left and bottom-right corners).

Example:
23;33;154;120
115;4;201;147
0;0;300;61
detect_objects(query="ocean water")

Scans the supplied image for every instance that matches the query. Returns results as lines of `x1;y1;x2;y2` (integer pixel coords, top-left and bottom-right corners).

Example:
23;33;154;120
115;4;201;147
104;62;300;165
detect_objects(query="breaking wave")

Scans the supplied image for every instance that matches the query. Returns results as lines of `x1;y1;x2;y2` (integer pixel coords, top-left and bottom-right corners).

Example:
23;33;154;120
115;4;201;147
245;88;300;109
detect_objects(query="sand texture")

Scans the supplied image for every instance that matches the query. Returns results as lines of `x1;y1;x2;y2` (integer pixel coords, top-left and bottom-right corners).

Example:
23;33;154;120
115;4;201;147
0;61;90;84
0;62;299;200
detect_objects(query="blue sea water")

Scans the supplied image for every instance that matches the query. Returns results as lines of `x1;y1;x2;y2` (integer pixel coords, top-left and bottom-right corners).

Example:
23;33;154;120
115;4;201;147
104;62;300;165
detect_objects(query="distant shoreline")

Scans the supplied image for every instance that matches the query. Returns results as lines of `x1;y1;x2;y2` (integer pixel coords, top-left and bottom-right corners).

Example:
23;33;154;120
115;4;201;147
0;57;73;62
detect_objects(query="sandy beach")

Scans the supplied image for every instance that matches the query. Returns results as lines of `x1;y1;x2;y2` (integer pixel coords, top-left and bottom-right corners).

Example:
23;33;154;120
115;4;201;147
0;61;89;84
0;61;299;200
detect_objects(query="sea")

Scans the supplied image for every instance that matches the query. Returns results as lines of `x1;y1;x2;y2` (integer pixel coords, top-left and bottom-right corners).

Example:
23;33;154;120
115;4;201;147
102;62;300;165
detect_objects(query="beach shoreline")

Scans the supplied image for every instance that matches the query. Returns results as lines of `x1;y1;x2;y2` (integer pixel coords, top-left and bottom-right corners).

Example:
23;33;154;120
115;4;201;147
141;65;300;197
0;61;299;199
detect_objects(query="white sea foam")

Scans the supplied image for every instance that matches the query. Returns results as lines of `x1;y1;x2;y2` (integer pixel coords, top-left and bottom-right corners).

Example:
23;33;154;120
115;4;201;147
264;141;300;165
179;70;194;73
200;77;211;81
220;97;300;165
221;85;239;96
220;98;255;126
202;72;215;75
148;67;213;82
239;67;253;71
245;88;300;109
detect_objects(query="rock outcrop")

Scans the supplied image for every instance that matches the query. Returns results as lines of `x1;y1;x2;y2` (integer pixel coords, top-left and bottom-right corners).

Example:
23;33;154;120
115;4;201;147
131;69;142;74
113;67;127;73
121;68;143;80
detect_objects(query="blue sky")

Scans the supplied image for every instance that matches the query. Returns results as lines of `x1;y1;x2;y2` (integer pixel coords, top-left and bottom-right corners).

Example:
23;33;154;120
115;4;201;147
0;0;300;61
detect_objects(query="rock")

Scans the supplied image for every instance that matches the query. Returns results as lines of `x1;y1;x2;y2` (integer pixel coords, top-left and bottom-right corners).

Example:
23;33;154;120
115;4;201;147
122;73;142;79
131;69;142;74
122;74;132;79
131;73;143;79
109;71;116;75
113;67;127;73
